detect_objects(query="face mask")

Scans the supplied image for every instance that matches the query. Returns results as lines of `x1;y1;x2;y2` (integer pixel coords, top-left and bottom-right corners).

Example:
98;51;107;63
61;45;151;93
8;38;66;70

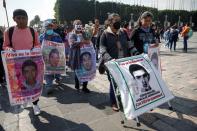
46;29;53;35
75;25;82;31
113;21;121;30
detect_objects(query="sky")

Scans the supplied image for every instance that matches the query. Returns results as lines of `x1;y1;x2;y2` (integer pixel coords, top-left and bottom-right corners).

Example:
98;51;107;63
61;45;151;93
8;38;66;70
0;0;196;27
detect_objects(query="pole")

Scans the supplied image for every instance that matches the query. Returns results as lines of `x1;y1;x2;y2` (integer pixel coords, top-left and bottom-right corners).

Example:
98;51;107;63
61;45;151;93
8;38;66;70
3;0;9;27
94;0;97;18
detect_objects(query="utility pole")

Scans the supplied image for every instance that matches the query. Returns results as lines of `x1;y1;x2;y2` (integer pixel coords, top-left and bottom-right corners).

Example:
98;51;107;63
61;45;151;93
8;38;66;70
94;0;97;18
3;0;9;27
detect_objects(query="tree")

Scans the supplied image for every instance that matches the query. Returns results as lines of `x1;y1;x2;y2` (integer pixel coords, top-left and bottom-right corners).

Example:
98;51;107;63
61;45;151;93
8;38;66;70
29;15;41;28
54;0;197;30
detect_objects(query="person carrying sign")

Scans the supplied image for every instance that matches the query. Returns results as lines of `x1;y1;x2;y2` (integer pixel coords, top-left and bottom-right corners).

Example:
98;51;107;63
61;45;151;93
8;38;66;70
39;19;63;95
130;11;158;55
3;9;41;115
99;13;131;111
69;20;91;93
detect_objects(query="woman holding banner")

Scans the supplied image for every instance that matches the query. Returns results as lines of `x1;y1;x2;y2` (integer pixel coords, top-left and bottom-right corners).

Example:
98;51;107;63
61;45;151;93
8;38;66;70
39;19;63;94
100;13;131;111
130;11;158;55
69;20;92;93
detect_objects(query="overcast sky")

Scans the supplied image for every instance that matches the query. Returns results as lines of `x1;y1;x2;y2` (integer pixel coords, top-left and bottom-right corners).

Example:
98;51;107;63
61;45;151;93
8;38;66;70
0;0;196;27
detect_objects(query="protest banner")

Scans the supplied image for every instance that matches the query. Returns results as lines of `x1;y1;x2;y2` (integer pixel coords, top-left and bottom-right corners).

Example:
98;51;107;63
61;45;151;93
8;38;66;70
148;45;162;74
105;54;174;119
75;43;96;82
1;50;44;105
42;40;65;74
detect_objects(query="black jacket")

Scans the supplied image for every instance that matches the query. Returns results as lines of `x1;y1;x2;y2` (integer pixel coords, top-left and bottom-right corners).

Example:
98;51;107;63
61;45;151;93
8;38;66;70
100;27;130;61
130;27;156;54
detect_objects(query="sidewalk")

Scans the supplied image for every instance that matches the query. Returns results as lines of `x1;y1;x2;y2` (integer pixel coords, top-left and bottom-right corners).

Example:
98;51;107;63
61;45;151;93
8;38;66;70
0;33;197;131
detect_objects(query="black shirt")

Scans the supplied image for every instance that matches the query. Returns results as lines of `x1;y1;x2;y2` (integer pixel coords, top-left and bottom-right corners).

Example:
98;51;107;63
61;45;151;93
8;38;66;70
130;27;156;54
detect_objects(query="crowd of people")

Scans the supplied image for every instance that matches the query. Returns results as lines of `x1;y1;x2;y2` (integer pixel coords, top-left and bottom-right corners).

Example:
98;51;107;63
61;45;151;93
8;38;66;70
0;9;193;116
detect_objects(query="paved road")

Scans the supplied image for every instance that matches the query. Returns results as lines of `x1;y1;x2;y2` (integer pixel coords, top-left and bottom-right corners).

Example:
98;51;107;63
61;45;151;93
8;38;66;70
0;33;197;131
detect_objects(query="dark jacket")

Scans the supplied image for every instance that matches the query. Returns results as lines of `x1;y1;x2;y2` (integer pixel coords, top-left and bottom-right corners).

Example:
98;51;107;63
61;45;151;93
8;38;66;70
130;26;156;54
99;27;130;61
68;31;83;70
169;29;179;42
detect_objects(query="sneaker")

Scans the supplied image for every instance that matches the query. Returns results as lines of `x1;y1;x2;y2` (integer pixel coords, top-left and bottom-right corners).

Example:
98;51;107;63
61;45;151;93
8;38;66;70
33;105;40;115
82;87;90;93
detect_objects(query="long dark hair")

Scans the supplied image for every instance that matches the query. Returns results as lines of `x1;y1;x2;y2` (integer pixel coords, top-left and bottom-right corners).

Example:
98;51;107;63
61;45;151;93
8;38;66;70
136;11;153;28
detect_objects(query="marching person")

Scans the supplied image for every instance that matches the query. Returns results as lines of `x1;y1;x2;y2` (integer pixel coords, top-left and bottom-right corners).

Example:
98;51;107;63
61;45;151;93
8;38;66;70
100;13;131;111
181;23;190;53
91;18;100;60
169;25;179;51
39;19;63;95
130;11;158;55
3;9;41;115
69;20;91;93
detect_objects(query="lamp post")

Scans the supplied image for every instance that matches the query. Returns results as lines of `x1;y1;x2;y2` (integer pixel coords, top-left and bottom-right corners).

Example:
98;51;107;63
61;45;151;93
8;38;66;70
164;15;168;30
94;0;97;18
130;13;134;27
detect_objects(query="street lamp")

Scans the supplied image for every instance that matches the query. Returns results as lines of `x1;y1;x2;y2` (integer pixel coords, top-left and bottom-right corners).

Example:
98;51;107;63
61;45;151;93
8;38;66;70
130;13;134;27
94;0;97;18
164;15;168;30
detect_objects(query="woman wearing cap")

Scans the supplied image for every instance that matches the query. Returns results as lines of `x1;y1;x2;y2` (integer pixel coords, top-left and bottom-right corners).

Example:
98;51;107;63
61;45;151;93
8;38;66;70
68;20;91;93
130;11;158;55
39;19;63;95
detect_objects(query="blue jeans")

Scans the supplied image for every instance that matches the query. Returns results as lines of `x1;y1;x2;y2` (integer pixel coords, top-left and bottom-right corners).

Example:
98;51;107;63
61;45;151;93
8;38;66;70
109;82;116;105
106;71;116;105
183;36;188;52
45;74;61;88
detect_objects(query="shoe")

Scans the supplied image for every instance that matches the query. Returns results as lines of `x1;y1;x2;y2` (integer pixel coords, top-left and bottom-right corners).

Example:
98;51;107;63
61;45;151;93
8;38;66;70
111;104;119;112
75;85;80;90
82;87;90;93
33;105;41;115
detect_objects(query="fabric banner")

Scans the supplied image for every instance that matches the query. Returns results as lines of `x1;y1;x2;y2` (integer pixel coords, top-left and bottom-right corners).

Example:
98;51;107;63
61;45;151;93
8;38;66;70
42;40;65;74
105;54;174;119
75;44;96;82
1;49;44;106
148;45;162;75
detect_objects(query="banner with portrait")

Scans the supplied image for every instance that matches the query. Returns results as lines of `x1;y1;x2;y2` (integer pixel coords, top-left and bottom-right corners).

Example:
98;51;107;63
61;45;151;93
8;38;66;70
1;50;44;106
42;40;65;74
75;44;96;82
105;54;174;119
148;45;162;75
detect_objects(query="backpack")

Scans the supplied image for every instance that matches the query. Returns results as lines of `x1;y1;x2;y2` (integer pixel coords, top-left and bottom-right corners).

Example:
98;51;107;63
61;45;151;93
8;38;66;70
8;26;35;48
187;29;193;38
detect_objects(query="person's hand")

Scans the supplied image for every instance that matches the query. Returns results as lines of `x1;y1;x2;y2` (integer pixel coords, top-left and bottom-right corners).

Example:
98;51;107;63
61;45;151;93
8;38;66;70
134;51;140;56
30;47;40;52
6;47;15;52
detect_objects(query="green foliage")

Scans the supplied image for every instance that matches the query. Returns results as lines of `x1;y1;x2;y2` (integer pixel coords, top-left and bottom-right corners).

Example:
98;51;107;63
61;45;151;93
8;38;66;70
54;0;197;29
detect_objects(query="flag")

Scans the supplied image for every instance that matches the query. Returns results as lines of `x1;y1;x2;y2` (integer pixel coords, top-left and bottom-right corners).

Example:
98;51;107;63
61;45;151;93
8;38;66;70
3;0;6;8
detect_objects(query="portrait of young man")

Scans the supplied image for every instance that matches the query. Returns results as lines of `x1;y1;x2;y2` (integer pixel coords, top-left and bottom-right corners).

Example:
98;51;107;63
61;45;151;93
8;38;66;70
21;59;40;90
48;48;60;67
80;52;92;71
129;64;152;93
